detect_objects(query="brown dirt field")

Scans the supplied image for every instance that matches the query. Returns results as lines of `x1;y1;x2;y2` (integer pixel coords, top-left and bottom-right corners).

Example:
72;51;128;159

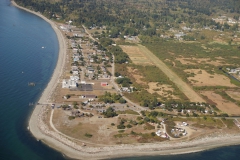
168;52;175;55
127;67;179;99
185;69;236;87
226;91;240;101
212;37;228;45
201;91;240;115
147;82;179;99
53;110;163;145
127;67;146;85
120;45;154;65
201;45;207;50
53;109;119;145
231;56;240;59
137;44;205;102
215;56;224;60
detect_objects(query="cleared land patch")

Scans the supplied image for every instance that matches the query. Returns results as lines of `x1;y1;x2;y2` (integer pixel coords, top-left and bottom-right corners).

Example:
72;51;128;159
120;45;153;66
147;82;179;100
226;91;240;101
185;69;236;87
127;67;146;85
52;109;165;145
53;109;118;145
137;44;205;102
201;91;240;115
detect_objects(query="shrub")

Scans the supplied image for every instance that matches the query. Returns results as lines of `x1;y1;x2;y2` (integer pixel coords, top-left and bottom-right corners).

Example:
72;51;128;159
74;106;79;109
137;116;143;121
151;132;156;137
103;107;118;118
144;123;155;130
117;124;126;129
85;133;93;138
118;130;125;133
68;116;75;120
127;124;132;128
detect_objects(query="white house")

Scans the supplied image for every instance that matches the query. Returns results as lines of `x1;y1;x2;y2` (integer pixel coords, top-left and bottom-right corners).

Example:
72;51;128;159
70;76;79;81
72;71;79;75
87;68;94;74
229;69;237;74
175;32;185;39
71;66;78;71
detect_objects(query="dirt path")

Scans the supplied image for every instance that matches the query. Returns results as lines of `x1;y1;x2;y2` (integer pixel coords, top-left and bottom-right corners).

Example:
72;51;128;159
137;44;205;102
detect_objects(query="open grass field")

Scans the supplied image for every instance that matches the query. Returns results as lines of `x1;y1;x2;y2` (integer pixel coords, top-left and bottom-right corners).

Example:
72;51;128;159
176;57;229;66
185;69;236;87
136;44;205;102
143;40;240;84
201;91;240;115
120;45;154;66
52;109;166;145
53;109;118;145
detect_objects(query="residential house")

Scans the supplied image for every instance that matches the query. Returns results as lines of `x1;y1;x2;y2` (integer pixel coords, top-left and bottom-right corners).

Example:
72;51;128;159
71;66;78;71
72;71;79;75
174;32;185;39
87;67;94;74
73;56;79;62
229;69;237;74
70;76;79;81
90;58;94;63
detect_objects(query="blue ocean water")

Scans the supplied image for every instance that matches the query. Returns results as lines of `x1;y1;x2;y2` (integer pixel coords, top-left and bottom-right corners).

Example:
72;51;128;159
0;0;64;159
0;0;240;160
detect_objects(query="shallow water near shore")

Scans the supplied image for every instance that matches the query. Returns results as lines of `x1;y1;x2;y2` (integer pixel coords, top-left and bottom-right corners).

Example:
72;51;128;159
1;0;240;160
112;145;240;160
0;0;64;159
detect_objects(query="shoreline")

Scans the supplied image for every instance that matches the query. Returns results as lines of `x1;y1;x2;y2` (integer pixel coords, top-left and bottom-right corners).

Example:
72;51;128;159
12;1;240;160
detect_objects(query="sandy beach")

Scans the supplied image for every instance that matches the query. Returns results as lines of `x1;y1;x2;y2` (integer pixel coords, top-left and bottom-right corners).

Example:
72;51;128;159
12;1;240;159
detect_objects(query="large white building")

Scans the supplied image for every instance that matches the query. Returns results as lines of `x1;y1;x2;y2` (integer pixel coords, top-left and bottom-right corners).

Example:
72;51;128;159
62;79;77;88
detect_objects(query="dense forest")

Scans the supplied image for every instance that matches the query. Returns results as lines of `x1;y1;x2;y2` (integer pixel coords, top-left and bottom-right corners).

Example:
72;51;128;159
15;0;240;37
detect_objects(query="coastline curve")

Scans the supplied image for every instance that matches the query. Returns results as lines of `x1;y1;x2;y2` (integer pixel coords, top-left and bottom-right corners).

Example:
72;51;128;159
12;1;240;160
